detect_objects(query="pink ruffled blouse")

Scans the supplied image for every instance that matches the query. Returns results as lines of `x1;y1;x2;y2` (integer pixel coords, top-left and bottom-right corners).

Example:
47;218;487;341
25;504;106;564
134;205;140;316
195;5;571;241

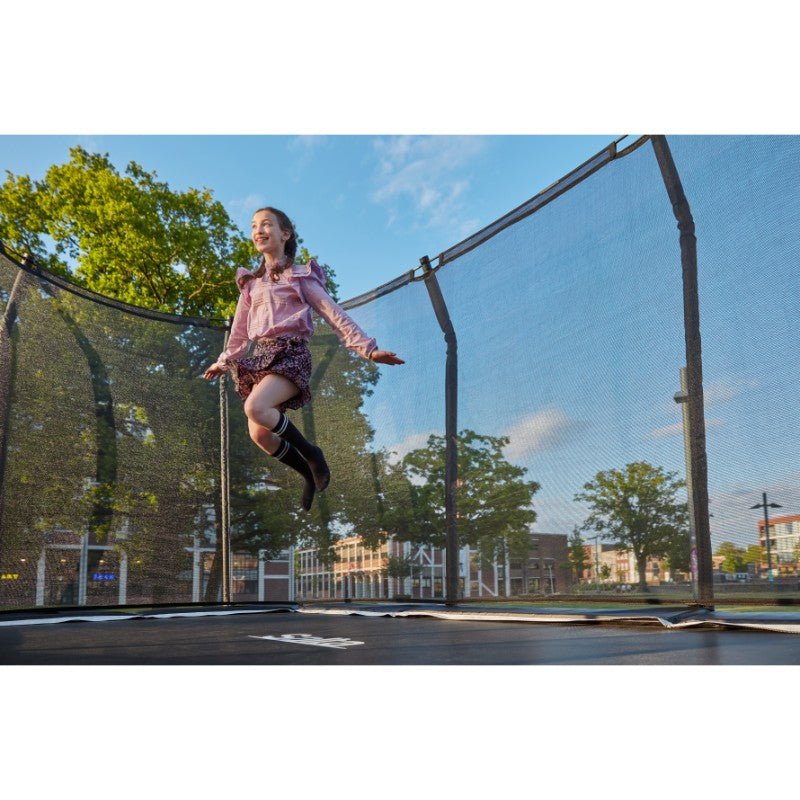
214;259;376;367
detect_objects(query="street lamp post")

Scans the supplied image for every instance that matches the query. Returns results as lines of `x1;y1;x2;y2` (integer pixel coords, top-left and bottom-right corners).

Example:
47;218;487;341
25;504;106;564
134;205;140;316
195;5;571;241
750;493;782;583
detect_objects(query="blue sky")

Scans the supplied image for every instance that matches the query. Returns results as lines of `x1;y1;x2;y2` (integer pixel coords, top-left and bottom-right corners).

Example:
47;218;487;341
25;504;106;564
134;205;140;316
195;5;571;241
0;134;618;301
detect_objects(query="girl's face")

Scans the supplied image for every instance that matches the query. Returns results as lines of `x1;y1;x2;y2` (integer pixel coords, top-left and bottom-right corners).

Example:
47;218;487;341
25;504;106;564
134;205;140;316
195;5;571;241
251;210;291;259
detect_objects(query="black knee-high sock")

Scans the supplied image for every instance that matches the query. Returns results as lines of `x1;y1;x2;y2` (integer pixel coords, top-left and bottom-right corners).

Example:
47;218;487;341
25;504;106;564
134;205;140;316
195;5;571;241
271;412;330;492
273;440;315;511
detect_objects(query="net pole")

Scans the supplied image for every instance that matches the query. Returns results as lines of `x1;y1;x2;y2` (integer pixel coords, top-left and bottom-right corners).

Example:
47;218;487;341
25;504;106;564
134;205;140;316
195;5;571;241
220;321;232;604
421;256;460;605
0;266;30;545
676;367;699;601
651;136;714;608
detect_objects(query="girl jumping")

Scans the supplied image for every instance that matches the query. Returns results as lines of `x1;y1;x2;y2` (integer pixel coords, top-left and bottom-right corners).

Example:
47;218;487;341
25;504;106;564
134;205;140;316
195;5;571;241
203;207;404;510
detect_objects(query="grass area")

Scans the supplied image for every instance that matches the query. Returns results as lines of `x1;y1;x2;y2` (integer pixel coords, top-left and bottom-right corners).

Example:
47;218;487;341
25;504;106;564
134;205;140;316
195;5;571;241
454;597;800;613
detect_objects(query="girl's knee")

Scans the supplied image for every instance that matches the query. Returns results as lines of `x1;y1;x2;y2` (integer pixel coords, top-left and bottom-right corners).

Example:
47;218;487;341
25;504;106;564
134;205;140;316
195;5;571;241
249;426;267;447
244;396;278;429
248;421;275;450
243;395;257;421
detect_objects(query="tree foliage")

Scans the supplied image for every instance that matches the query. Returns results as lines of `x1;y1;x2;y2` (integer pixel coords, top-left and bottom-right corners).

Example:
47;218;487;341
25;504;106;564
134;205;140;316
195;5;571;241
714;541;763;574
575;462;689;591
385;429;540;560
567;529;589;581
0;149;341;316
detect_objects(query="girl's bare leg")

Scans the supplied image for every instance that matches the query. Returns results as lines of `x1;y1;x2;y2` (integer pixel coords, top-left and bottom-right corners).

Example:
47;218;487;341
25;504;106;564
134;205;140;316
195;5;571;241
243;374;317;510
244;372;330;493
243;373;299;454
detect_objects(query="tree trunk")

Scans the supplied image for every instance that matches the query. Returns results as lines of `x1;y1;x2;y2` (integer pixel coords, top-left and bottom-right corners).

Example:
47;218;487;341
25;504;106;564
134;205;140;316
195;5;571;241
53;304;117;589
636;552;649;592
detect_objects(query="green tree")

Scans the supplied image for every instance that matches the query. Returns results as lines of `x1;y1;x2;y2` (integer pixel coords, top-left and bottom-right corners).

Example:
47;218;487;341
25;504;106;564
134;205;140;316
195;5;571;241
567;528;589;582
386;555;416;598
575;462;688;592
743;544;765;567
0;154;341;318
714;541;746;574
391;430;540;561
663;526;692;578
0;147;254;317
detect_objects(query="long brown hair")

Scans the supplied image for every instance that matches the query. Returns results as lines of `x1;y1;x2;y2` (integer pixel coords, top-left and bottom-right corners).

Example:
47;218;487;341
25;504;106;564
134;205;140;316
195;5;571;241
244;207;298;285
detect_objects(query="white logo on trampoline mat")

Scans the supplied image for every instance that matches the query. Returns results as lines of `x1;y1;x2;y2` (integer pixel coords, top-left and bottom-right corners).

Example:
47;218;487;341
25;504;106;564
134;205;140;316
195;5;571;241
249;633;364;650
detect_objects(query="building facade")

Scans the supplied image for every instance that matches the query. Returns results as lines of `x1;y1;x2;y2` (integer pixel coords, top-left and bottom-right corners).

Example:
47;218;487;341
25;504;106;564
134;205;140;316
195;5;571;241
294;532;570;601
758;513;800;576
581;543;689;586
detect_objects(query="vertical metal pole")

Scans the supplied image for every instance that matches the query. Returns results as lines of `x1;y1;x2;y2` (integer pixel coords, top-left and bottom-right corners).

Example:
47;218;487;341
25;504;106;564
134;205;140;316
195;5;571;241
651;136;714;608
676;367;699;599
220;321;232;604
118;551;128;604
762;493;774;583
78;533;88;606
36;548;46;607
257;549;265;601
421;256;460;605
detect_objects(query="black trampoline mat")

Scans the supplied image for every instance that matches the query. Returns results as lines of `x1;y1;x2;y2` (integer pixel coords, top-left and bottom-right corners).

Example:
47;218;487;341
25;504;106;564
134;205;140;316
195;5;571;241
2;603;800;664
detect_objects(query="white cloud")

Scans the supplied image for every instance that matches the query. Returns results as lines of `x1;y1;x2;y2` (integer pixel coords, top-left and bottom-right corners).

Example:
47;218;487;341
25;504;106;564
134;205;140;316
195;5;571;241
286;136;328;180
288;135;326;153
703;377;759;406
226;192;268;226
384;430;442;465
502;406;581;462
369;136;487;231
650;376;756;439
650;418;723;439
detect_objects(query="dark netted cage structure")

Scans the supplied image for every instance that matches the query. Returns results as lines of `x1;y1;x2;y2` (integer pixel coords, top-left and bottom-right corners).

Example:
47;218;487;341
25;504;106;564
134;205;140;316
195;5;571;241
1;135;798;611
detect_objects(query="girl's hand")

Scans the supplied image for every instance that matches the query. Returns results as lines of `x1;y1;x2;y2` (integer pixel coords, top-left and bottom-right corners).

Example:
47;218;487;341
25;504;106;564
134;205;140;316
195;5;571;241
369;350;405;365
203;364;226;380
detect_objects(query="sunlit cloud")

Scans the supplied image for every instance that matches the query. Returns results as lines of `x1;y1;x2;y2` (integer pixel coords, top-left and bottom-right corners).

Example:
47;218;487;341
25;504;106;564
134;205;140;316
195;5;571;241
286;136;329;180
226;192;268;226
658;376;759;416
704;377;759;406
369;136;487;233
502;406;582;462
384;430;442;465
651;376;756;438
650;418;723;439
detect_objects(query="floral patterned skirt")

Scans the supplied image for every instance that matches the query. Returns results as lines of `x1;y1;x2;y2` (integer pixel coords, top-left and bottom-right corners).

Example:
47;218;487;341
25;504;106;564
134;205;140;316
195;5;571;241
227;336;312;411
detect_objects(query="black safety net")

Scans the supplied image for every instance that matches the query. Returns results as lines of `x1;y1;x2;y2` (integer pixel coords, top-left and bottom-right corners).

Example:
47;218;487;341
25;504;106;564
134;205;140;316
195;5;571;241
0;252;228;608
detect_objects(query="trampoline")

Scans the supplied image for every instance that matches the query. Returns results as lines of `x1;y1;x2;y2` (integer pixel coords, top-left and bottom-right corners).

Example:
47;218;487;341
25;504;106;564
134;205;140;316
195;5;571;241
2;602;800;665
